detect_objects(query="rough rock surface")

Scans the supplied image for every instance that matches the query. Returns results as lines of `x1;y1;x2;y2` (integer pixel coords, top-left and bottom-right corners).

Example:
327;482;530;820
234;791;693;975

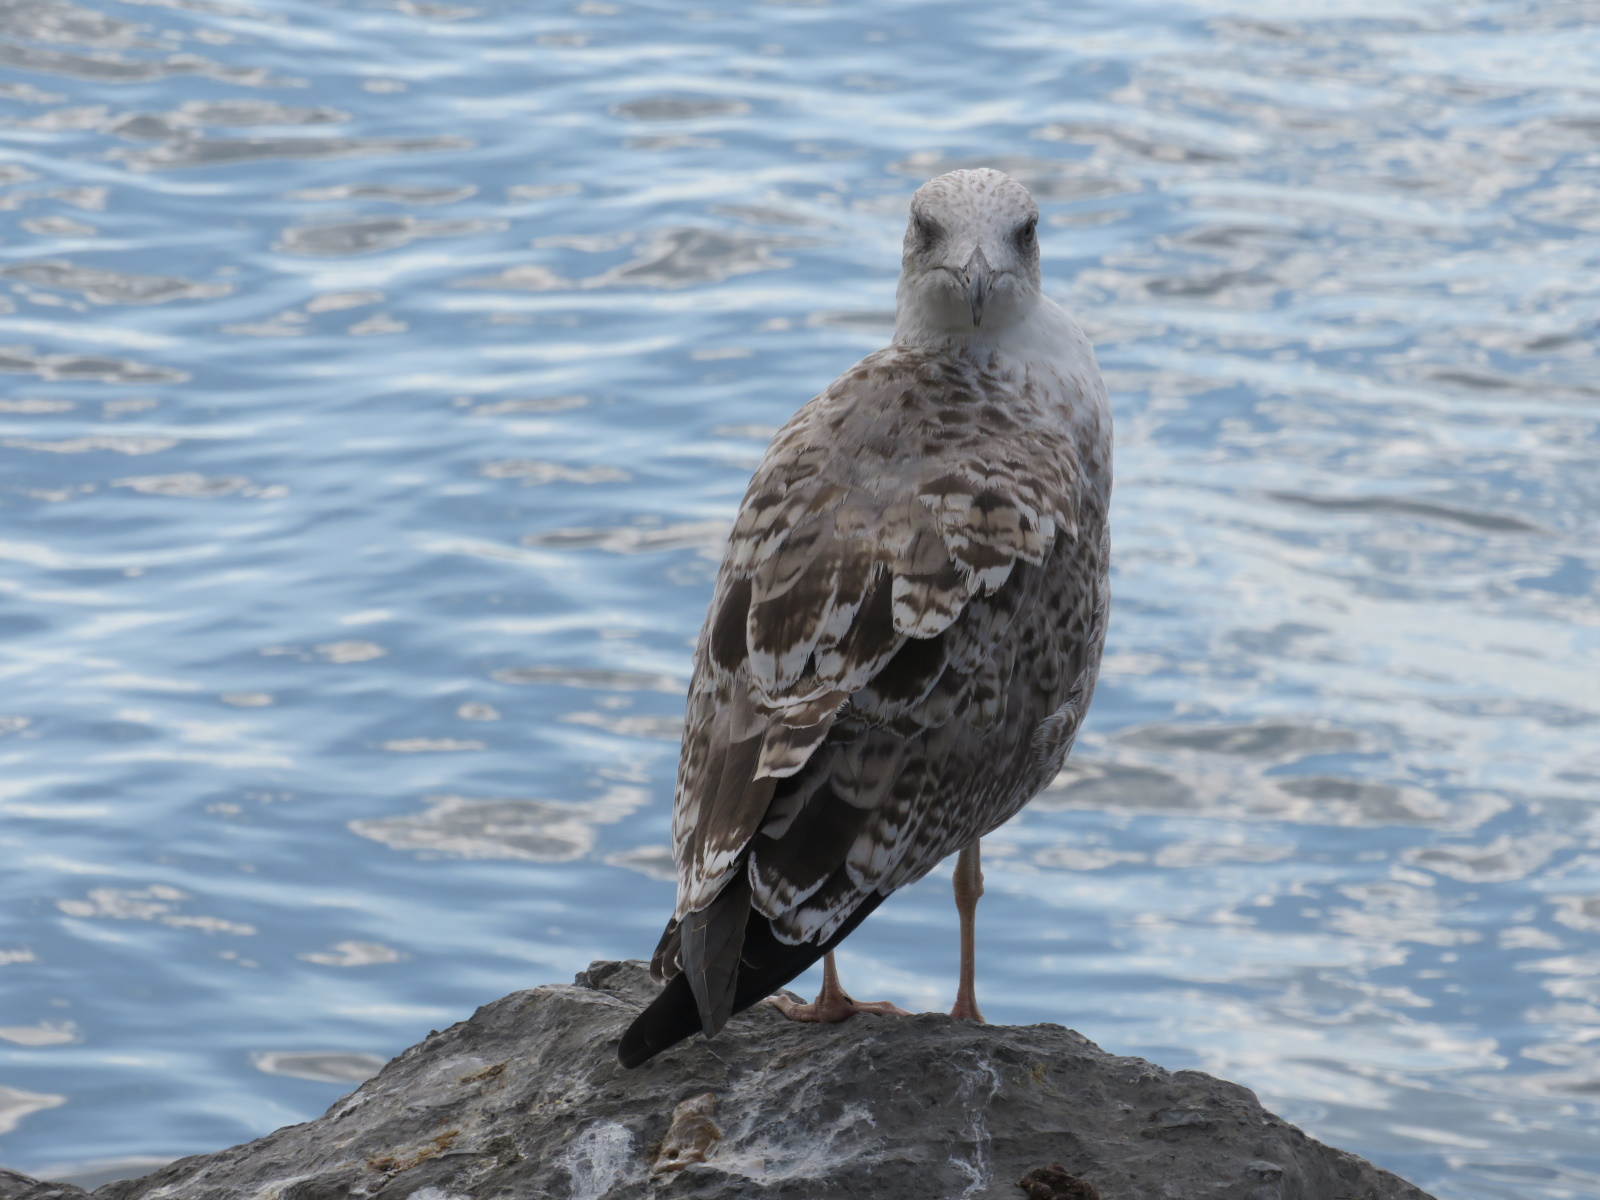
4;961;1435;1200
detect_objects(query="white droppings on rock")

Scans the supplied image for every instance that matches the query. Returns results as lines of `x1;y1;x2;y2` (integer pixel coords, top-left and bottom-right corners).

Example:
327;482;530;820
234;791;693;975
559;1121;636;1200
951;1052;1002;1198
712;1098;877;1186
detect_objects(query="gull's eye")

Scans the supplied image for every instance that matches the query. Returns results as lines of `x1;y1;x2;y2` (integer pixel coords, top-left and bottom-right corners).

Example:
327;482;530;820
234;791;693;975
1014;216;1038;253
911;211;941;253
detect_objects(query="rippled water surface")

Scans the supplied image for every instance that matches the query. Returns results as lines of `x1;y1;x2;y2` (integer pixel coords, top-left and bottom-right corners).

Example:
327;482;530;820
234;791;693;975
1;0;1598;1195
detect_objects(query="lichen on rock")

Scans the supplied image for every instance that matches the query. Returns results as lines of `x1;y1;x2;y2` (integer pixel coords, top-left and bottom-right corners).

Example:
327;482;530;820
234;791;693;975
650;1092;721;1175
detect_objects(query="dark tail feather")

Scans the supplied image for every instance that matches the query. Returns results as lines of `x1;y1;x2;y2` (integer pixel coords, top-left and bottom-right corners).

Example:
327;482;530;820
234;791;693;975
681;870;752;1037
618;971;701;1069
617;889;888;1068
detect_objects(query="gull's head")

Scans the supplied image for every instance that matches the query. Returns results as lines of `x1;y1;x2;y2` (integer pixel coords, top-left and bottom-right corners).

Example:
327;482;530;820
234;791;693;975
896;168;1041;339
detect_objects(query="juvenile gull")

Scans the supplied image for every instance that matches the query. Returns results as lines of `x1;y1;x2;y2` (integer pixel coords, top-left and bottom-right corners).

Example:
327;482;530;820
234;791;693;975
619;168;1112;1067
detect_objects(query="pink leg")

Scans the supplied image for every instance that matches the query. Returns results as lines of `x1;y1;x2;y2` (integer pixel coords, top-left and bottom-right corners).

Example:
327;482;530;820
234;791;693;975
950;841;986;1022
767;950;910;1022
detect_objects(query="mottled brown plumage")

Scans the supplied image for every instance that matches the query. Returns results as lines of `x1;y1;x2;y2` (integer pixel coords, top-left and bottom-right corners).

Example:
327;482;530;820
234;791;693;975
620;168;1111;1067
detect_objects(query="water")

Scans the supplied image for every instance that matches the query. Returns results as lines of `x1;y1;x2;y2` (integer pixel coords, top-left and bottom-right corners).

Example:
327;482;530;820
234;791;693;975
0;0;1597;1194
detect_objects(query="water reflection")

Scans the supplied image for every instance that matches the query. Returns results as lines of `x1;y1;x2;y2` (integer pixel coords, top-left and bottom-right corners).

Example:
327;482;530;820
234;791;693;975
0;0;1596;1197
251;1051;385;1085
0;261;230;305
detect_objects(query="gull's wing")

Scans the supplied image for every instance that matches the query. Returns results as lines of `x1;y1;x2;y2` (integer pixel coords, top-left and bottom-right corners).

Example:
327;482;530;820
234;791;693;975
662;349;1095;1025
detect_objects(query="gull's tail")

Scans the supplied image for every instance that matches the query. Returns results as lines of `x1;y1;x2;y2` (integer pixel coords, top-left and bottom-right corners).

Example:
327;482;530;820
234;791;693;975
617;889;886;1068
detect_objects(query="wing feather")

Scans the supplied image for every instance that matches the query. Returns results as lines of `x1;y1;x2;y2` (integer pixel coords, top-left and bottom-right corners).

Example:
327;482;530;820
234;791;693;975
748;513;842;693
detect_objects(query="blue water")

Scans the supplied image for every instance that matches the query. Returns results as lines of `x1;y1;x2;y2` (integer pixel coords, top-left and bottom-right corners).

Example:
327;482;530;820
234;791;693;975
1;1;1597;1195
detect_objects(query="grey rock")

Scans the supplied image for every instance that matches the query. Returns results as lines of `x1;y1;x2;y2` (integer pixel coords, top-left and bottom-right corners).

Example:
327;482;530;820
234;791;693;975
0;1167;90;1200
7;960;1434;1200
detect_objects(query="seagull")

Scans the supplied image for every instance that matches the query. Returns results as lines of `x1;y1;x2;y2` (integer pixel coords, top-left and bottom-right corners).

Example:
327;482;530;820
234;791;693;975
619;167;1112;1068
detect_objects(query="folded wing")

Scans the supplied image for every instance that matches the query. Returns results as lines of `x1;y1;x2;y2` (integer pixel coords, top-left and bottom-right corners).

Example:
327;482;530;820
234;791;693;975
666;361;1083;1027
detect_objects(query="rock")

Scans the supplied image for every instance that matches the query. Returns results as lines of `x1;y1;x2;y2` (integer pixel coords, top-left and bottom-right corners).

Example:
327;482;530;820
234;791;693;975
5;960;1435;1200
0;1167;89;1200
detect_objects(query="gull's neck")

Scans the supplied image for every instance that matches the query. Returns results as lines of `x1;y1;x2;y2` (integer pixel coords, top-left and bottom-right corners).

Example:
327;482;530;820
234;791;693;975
892;292;1068;368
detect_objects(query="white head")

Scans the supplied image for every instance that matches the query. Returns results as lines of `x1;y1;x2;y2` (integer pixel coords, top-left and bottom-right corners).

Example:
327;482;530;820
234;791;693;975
894;168;1041;342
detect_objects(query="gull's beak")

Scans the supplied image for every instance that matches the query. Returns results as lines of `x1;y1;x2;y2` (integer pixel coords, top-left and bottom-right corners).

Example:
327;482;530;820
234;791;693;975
961;246;992;328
